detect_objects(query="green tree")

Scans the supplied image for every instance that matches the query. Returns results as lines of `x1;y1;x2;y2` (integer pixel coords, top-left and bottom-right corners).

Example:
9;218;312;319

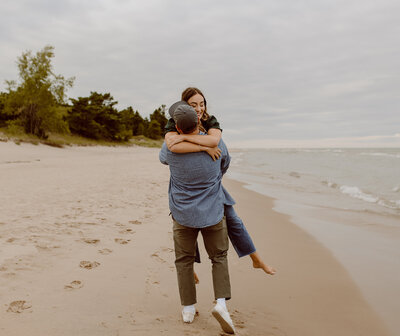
67;92;131;141
137;122;146;136
132;111;146;136
146;119;162;139
0;92;9;127
119;107;146;136
142;105;167;139
3;45;74;138
149;105;168;133
119;106;135;131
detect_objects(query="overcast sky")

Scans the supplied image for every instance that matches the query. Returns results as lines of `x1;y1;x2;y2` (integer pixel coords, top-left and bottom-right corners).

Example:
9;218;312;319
1;0;399;147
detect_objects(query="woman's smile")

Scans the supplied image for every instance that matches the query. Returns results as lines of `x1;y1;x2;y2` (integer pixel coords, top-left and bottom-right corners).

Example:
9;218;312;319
188;93;205;119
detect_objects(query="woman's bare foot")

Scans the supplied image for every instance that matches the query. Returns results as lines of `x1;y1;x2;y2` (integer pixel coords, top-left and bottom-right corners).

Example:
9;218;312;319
250;252;276;275
194;271;200;284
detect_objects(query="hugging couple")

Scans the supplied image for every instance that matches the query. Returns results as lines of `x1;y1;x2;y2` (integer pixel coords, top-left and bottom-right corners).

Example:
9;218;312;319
159;87;275;334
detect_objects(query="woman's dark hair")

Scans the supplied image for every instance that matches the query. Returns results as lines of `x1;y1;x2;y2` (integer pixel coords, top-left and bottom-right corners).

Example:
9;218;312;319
181;87;210;121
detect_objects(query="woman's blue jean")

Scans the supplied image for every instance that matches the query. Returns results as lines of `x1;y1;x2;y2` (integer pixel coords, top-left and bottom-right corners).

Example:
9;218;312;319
195;204;256;262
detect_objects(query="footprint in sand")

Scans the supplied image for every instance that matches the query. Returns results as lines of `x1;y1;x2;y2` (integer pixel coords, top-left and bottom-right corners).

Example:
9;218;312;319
129;220;142;225
234;320;245;330
114;238;130;244
6;300;32;313
151;251;166;263
3;272;17;278
150;247;173;264
64;280;83;290
79;261;100;269
35;244;61;251
82;238;100;244
232;309;247;327
98;248;113;255
119;228;135;235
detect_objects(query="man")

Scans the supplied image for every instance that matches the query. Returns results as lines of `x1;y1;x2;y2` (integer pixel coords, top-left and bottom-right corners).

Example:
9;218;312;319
159;101;235;334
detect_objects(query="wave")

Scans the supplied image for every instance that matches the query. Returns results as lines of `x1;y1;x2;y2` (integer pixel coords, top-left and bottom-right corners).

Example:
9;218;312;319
297;149;344;153
339;185;379;203
378;199;400;210
360;152;400;159
338;185;400;210
320;180;400;210
230;152;244;167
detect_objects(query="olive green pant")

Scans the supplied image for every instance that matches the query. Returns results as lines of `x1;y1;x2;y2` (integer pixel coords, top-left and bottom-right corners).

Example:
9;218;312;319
173;218;231;306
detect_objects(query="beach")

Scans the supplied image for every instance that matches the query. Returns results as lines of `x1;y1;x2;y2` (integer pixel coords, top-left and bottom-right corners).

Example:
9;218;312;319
0;142;390;335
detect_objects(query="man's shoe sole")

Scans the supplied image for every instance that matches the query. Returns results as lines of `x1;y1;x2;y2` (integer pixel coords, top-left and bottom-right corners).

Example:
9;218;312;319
212;306;235;334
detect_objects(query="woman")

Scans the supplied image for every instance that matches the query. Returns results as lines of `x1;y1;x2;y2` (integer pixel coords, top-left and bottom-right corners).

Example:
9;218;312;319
165;87;276;279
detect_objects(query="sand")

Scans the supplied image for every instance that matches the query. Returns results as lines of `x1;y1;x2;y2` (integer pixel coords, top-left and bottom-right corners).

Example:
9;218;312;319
0;142;390;335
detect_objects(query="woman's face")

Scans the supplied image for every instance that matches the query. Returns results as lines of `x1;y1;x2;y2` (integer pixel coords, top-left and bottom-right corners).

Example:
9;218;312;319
187;93;205;119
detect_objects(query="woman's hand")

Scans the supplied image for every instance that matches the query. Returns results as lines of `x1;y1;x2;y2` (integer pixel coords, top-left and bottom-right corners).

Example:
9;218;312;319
205;146;222;161
166;134;185;149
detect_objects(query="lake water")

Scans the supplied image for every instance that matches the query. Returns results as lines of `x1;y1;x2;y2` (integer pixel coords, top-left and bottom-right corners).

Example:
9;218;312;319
227;147;400;335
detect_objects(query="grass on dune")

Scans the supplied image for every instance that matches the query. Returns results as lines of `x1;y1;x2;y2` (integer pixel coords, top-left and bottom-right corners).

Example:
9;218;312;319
0;128;164;148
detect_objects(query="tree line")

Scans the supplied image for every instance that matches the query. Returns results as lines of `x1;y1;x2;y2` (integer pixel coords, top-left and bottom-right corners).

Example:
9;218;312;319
0;45;168;141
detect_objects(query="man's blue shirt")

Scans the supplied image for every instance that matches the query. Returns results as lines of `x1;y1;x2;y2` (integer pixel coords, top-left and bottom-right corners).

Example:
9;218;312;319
159;138;235;228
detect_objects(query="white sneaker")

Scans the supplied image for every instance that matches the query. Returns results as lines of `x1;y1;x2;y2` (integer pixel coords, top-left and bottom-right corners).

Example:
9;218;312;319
182;308;196;323
212;303;235;334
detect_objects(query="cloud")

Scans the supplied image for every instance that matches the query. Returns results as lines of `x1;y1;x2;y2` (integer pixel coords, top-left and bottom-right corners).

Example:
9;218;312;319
0;0;399;145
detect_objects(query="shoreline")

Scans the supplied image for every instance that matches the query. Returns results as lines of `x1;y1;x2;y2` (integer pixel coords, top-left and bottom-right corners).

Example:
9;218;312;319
0;142;390;335
222;177;390;336
225;170;400;335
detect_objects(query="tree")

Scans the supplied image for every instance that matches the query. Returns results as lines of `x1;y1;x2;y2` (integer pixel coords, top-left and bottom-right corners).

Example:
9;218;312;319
67;92;131;141
147;105;168;139
132;111;146;136
0;92;9;127
3;45;74;138
119;107;146;136
119;106;135;131
149;105;168;131
147;119;162;139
